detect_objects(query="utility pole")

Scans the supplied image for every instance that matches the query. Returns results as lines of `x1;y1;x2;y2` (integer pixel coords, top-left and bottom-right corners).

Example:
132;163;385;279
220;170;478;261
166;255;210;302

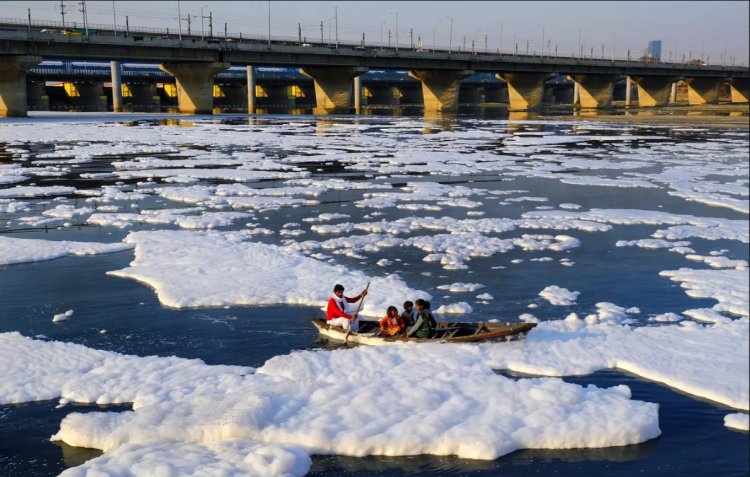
201;6;208;39
27;8;31;32
526;40;529;55
410;27;413;49
79;0;89;37
298;22;301;44
577;29;581;60
60;1;67;29
209;11;213;38
112;0;117;35
184;14;191;36
334;6;338;47
320;20;323;43
176;0;181;40
484;34;488;53
125;15;129;36
612;32;616;61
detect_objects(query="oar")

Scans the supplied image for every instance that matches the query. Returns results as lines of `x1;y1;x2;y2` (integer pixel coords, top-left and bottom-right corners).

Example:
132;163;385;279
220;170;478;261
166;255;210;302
345;281;370;343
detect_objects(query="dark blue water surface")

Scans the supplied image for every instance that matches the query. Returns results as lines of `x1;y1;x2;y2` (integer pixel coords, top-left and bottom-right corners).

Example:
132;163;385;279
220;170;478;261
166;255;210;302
0;114;747;476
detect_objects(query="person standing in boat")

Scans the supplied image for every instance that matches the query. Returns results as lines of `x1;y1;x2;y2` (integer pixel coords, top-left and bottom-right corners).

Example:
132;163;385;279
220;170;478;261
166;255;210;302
406;299;437;338
326;283;368;332
379;306;405;336
400;300;415;329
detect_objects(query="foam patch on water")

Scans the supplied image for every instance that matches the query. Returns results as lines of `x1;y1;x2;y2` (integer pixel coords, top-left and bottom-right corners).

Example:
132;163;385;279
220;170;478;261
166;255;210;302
107;230;431;315
0;236;133;266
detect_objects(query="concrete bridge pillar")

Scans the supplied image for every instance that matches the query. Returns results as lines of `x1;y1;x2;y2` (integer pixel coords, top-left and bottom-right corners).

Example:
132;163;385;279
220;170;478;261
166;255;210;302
354;76;362;114
215;84;248;113
0;55;42;117
27;81;49;111
409;69;474;114
728;78;749;103
127;84;160;112
496;73;551;111
76;84;108;111
683;77;722;105
628;76;680;107
567;74;618;109
111;61;123;112
365;85;402;106
299;66;369;114
159;62;230;114
247;66;256;114
459;85;485;105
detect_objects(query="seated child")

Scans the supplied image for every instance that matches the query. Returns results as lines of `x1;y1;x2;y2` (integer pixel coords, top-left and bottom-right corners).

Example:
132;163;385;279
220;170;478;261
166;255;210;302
379;305;405;336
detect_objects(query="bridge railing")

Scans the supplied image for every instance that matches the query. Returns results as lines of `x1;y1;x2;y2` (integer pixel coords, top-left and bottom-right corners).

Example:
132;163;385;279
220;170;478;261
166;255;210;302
1;16;746;68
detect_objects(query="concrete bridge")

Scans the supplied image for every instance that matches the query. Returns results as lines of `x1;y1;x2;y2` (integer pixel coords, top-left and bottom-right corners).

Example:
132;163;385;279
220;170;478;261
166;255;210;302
1;24;748;117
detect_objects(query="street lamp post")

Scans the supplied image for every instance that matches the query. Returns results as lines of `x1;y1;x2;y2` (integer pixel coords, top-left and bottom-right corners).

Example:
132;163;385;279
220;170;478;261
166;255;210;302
448;16;453;54
267;0;271;46
331;6;338;48
498;22;503;54
541;25;544;58
395;12;398;51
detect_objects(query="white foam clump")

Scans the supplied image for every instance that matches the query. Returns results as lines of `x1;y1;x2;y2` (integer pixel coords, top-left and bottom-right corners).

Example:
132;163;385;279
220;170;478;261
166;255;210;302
0;333;661;462
650;312;684;323
615;239;691;249
659;268;749;318
108;230;429;316
0;236;133;266
0;185;76;198
539;286;580;306
52;310;74;323
723;413;749;431
685;254;748;270
519;313;540;323
58;441;312;477
437;282;486;293
434;302;473;314
476;293;494;301
42;205;94;220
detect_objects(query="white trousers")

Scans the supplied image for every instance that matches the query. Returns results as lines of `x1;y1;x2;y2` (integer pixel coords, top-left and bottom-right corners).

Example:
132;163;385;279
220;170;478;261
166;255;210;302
329;317;359;332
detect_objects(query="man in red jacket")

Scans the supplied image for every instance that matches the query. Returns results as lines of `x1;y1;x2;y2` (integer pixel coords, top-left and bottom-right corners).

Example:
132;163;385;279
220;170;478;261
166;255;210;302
327;283;367;332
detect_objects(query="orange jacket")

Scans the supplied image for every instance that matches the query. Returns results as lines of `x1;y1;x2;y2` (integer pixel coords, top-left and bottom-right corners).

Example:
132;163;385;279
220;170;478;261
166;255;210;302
379;314;405;335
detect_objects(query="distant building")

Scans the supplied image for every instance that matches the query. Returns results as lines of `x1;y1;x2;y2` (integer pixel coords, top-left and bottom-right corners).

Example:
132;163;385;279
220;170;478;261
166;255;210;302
646;40;662;61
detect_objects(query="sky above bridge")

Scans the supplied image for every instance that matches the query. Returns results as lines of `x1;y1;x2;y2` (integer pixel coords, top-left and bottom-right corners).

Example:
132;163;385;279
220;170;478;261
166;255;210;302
4;1;749;64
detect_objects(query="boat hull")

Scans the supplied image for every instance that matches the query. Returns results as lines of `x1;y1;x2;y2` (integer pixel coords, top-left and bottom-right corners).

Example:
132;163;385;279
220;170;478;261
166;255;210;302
311;319;536;345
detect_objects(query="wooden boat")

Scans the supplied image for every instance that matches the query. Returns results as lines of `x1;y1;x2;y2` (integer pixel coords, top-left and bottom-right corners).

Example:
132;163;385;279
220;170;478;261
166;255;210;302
311;318;536;345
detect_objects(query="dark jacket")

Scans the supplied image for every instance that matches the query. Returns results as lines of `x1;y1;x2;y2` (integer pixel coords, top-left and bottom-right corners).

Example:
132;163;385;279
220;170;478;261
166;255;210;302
400;310;415;329
407;309;437;339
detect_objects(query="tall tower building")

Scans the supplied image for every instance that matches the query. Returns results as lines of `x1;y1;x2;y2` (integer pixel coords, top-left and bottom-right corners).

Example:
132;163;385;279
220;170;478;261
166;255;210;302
646;40;662;61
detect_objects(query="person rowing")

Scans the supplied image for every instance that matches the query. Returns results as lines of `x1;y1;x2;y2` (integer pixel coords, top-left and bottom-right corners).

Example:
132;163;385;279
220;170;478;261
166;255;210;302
326;283;368;333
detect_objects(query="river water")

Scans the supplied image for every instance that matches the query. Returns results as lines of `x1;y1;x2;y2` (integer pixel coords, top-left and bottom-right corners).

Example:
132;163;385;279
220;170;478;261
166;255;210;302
0;111;747;476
